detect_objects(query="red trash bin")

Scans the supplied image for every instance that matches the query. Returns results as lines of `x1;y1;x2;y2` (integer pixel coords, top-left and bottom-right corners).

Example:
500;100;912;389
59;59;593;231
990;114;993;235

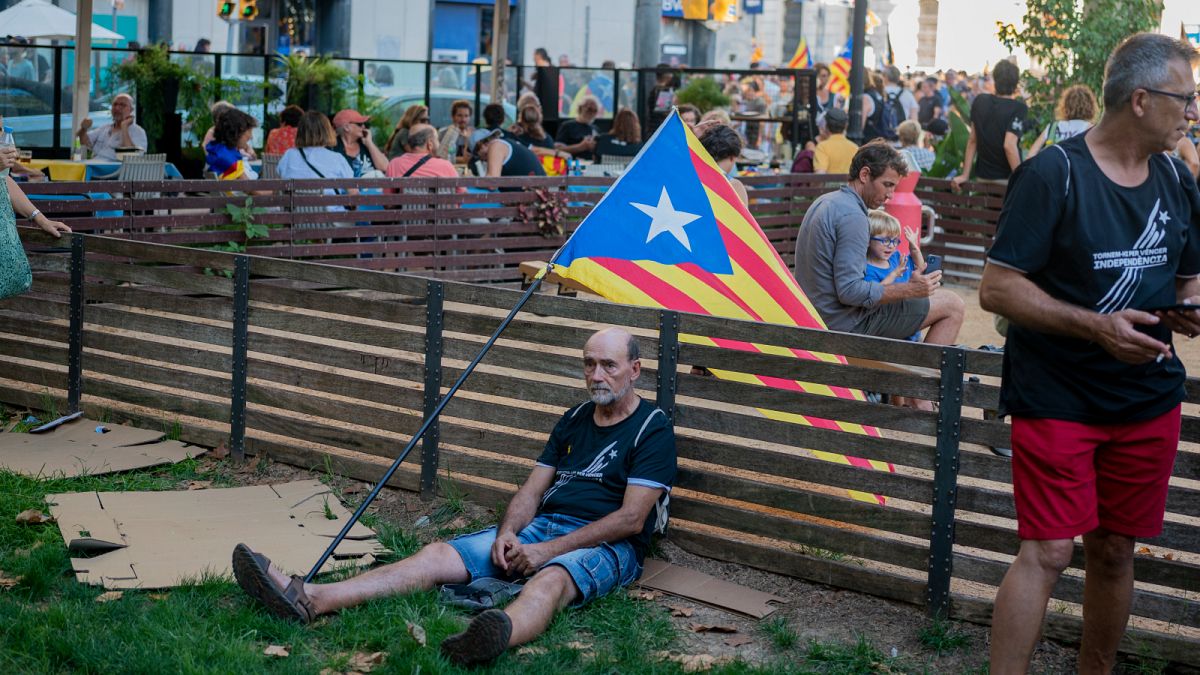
884;171;922;256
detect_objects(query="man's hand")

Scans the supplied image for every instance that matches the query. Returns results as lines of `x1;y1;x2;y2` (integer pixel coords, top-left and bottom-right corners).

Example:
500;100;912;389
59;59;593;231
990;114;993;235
1093;309;1172;364
79;117;93;132
0;146;17;171
582;136;596;151
950;174;968;192
116;115;134;131
505;541;553;577
907;269;942;297
1155;297;1200;339
490;531;520;573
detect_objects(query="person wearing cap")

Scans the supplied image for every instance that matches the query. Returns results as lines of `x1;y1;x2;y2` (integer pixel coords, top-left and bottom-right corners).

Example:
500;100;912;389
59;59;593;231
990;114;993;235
813;108;858;175
472;128;545;185
332;109;387;178
77;93;146;161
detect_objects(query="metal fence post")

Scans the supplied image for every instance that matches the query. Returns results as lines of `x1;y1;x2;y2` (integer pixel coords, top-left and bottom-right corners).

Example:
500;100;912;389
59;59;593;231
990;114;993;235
656;310;679;420
66;234;85;413
229;256;250;462
420;280;445;499
927;346;965;617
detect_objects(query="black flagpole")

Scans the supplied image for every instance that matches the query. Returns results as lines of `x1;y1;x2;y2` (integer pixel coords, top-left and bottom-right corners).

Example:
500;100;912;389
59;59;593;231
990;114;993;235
304;259;555;582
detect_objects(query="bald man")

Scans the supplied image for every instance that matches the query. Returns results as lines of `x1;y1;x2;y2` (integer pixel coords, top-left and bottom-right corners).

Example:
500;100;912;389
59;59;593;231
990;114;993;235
77;93;147;161
232;328;677;667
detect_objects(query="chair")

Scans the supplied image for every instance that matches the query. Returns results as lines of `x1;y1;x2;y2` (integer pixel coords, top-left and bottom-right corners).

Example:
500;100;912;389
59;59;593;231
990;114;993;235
259;153;282;180
92;153;168;200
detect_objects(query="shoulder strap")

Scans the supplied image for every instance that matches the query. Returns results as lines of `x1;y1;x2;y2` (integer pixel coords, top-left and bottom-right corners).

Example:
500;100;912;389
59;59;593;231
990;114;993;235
402;154;434;177
298;148;326;179
1050;144;1071;197
1160;151;1181;184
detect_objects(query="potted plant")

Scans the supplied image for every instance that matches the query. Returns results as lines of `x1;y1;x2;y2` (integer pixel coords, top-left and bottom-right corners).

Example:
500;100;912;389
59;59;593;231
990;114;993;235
674;77;731;113
111;44;194;155
274;53;359;113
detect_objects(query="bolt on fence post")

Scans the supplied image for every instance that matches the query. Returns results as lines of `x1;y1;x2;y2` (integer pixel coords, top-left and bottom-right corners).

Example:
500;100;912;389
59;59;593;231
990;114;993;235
927;346;965;617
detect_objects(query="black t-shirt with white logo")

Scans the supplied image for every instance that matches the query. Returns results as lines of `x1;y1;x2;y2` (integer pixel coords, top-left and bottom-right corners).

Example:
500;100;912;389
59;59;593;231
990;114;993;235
536;399;676;562
988;133;1200;423
556;120;598;160
969;94;1028;180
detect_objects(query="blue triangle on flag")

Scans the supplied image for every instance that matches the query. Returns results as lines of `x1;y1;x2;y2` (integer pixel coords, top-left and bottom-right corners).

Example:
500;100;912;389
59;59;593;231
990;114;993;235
554;113;733;275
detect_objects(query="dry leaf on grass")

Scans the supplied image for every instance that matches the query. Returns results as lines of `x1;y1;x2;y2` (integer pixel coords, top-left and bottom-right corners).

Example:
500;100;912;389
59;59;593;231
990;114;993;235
446;516;468;530
185;480;213;490
1163;552;1175;561
653;652;733;672
628;589;661;601
667;604;694;617
406;621;427;646
564;641;593;651
0;572;19;589
210;441;229;460
342;483;369;495
516;646;547;656
1137;546;1152;554
724;635;755;647
148;593;169;601
95;591;124;603
263;644;290;658
347;651;386;671
687;623;738;634
15;509;54;525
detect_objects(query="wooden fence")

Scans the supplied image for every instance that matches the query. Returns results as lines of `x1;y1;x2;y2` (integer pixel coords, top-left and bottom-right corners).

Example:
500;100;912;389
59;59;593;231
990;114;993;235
1;230;1195;663
21;173;1003;287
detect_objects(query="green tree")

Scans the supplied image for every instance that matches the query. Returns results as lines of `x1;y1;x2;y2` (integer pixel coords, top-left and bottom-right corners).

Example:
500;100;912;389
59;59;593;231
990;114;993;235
997;0;1162;128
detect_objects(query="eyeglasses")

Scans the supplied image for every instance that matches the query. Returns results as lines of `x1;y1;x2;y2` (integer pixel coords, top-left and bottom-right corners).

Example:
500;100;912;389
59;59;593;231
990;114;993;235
870;236;901;246
1143;88;1200;110
418;117;430;123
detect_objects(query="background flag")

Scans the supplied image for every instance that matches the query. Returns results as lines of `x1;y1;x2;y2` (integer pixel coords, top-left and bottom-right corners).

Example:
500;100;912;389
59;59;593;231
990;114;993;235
787;37;812;69
554;112;893;504
829;38;852;97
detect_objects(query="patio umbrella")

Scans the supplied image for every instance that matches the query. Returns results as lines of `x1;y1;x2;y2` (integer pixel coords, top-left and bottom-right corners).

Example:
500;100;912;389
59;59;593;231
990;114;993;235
0;0;123;42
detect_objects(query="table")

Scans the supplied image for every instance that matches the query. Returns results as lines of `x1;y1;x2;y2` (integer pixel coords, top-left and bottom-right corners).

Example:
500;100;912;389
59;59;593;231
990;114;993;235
22;159;183;182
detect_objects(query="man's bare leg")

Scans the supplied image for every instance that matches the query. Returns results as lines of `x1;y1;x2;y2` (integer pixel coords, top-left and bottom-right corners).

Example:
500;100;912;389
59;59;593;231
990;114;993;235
1078;529;1135;674
921;288;966;346
989;539;1073;675
504;564;579;646
264;542;469;615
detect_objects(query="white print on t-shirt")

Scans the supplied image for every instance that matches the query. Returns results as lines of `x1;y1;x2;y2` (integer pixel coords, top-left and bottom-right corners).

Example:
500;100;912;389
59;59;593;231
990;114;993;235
540;440;619;506
1094;198;1171;314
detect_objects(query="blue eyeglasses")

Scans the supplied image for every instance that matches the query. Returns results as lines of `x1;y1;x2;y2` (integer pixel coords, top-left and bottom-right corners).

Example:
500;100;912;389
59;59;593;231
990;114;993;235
870;236;901;246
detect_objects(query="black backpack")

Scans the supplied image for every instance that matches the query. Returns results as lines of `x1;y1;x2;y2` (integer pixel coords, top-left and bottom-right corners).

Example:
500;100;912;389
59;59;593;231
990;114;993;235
863;89;899;143
879;90;903;141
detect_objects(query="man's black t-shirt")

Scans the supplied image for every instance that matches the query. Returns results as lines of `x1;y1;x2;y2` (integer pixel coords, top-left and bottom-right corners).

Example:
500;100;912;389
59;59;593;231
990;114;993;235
594;134;642;162
918;96;940;128
536;399;676;562
988;134;1200;423
969;94;1028;180
556;120;598;160
515;132;555;150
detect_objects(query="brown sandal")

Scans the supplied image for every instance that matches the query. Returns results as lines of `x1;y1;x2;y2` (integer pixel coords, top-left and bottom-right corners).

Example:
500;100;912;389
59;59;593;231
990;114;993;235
232;543;317;624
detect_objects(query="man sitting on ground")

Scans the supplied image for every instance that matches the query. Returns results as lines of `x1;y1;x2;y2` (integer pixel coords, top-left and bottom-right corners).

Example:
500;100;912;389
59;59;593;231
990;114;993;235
232;328;676;667
794;141;964;345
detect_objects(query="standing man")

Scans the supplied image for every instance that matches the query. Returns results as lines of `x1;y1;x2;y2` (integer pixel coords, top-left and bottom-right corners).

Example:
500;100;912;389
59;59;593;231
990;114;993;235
77;93;147;161
952;59;1026;187
232;328;675;667
980;33;1200;674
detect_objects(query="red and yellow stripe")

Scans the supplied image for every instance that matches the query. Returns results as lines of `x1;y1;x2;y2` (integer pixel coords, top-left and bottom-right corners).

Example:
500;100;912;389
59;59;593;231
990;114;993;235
557;119;893;504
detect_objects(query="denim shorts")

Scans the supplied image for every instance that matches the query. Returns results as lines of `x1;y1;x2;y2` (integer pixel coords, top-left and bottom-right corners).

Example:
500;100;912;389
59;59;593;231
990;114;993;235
447;512;641;607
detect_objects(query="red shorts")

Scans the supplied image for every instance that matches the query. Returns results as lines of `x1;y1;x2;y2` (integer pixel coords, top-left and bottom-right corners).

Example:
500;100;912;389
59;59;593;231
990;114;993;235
1010;406;1180;540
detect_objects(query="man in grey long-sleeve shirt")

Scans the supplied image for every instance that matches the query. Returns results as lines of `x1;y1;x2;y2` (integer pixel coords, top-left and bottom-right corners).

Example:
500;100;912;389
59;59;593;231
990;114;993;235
794;141;964;343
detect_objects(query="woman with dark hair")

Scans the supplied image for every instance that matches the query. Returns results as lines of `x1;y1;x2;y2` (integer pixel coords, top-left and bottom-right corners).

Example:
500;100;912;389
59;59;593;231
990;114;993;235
194;38;211;53
205;108;259;180
595;108;643;163
695;121;748;206
386;104;429;158
266;104;305;155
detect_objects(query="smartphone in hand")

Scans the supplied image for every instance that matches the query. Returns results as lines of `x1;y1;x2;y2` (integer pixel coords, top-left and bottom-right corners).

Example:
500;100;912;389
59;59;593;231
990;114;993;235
923;254;942;274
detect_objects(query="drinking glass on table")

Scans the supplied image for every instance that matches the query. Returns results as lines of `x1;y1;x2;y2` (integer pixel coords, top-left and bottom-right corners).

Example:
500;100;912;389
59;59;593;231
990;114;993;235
17;149;32;163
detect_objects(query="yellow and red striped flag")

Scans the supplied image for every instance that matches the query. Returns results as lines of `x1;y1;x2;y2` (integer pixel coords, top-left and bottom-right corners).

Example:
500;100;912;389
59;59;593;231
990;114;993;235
787;37;812;69
553;111;893;504
829;38;852;97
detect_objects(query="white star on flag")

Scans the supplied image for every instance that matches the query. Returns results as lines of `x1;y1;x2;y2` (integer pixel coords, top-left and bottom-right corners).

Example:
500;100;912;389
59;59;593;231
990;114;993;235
632;187;701;251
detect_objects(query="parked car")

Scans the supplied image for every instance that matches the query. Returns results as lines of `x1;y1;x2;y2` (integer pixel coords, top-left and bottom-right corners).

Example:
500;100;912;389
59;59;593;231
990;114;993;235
375;88;518;135
0;77;112;148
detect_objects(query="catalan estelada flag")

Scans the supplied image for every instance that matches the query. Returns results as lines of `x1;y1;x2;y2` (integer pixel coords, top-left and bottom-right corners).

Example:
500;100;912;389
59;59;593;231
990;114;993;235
787;37;812;69
553;111;893;504
829;38;852;97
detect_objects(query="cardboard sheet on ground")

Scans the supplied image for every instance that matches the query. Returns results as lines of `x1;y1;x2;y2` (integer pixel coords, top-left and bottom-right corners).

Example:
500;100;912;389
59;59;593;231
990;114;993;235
0;418;199;478
637;560;784;619
47;480;383;589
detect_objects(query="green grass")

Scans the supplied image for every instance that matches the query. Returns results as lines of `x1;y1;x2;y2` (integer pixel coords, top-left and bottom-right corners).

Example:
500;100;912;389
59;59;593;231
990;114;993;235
760;615;798;650
801;634;901;674
917;616;971;656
